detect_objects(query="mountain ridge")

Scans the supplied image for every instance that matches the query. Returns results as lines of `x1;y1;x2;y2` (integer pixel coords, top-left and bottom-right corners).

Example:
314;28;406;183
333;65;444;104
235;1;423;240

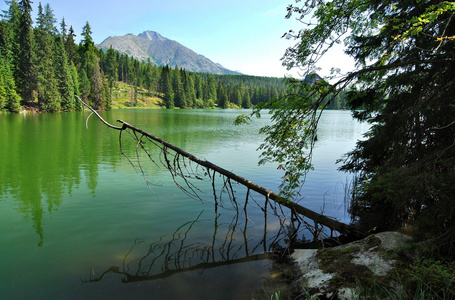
97;30;241;75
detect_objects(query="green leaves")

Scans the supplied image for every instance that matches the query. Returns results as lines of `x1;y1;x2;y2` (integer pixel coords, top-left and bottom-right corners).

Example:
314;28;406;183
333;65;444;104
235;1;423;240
250;0;455;248
393;1;455;42
240;79;329;199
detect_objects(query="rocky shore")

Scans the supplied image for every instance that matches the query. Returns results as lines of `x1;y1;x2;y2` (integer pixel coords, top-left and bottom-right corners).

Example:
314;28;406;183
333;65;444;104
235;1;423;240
288;231;412;299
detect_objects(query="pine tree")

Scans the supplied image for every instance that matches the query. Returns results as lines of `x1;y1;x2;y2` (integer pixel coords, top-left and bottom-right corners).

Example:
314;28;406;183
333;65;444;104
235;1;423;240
206;75;217;103
17;0;35;103
0;50;20;111
0;0;20;65
127;57;138;107
80;21;94;52
143;58;157;93
160;65;174;108
251;0;455;251
231;85;242;107
105;45;118;94
101;74;111;110
79;68;90;104
91;55;103;109
217;82;228;108
194;74;203;100
42;3;57;34
54;37;74;111
182;70;195;108
65;25;76;64
79;22;99;107
59;17;66;38
70;62;81;110
34;3;60;111
241;87;251;108
172;65;184;108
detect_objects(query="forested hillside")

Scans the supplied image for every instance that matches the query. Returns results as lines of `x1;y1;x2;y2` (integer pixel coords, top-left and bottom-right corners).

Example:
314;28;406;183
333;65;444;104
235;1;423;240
0;1;288;112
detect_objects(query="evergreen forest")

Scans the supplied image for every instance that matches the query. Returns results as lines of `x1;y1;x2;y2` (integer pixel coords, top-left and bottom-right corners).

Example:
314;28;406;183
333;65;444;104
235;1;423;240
0;0;291;113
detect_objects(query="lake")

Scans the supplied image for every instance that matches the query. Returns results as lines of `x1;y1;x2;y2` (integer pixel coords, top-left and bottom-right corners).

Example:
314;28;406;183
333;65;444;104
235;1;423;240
0;109;369;299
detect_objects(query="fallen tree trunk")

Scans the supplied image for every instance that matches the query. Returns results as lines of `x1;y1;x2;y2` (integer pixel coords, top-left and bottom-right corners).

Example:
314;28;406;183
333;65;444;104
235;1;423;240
117;120;363;238
76;95;364;238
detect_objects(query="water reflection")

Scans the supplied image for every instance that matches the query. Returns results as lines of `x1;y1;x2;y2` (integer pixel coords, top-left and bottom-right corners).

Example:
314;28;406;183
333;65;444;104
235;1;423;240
0;110;368;299
82;199;304;298
0;110;269;246
0;113;88;246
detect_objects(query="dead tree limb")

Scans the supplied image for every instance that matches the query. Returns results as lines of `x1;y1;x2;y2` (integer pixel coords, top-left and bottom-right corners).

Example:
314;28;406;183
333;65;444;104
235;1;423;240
116;120;363;238
75;95;364;238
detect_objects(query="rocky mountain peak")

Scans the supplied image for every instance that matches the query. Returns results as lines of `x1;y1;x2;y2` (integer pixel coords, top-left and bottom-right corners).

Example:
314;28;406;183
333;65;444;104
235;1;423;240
97;31;241;75
138;30;165;41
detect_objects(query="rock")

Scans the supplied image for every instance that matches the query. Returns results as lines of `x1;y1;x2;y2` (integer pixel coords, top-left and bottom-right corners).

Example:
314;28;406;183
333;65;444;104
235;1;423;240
290;231;412;299
291;249;333;292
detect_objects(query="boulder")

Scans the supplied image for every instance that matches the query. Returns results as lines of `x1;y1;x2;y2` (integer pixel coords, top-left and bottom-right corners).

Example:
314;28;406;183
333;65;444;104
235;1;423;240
290;231;412;299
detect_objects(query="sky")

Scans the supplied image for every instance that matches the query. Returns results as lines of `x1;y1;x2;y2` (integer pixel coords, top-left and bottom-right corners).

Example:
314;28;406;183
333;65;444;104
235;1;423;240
0;0;354;78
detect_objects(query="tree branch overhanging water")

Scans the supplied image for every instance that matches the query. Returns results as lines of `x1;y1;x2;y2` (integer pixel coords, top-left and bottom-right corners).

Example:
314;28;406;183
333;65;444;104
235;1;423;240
75;95;364;238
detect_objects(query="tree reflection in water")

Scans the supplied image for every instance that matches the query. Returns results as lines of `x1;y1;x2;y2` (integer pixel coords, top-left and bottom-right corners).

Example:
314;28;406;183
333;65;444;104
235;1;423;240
82;191;328;288
78;105;349;296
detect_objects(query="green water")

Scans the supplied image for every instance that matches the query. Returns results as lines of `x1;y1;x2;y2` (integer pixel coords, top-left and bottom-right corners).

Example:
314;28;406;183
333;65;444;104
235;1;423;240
0;109;368;299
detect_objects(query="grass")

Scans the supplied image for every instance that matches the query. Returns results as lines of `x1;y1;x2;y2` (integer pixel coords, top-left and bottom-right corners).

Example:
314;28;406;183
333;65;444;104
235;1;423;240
354;239;455;299
309;233;455;299
110;81;165;109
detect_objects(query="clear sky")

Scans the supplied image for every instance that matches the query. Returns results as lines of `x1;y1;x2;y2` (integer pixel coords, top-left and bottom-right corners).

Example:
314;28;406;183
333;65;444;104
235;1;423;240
0;0;354;78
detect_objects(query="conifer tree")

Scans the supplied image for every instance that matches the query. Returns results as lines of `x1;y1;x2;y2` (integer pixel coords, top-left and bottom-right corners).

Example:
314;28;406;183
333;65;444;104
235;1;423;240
80;21;94;52
91;55;103;109
241;87;251;108
34;3;60;111
247;0;455;250
55;37;74;111
231;85;242;107
101;75;111;110
182;70;195;107
79;22;99;106
194;74;203;100
172;65;184;108
105;45;118;94
42;3;56;34
206;75;217;103
70;62;81;110
79;68;90;104
143;58;157;93
160;65;174;108
17;0;35;103
217;82;228;108
59;17;66;38
65;25;76;64
0;50;20;111
0;0;20;65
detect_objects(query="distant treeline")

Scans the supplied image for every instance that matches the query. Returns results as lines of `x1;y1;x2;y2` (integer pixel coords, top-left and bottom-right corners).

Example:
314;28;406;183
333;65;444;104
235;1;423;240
0;1;288;112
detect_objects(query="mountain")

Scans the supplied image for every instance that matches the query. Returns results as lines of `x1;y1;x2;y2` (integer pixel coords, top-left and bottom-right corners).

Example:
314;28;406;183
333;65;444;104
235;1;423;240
97;31;241;75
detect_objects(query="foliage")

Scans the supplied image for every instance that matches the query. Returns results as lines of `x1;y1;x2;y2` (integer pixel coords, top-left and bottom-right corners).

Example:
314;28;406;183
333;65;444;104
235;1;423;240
0;1;287;112
16;0;34;103
0;49;20;111
358;237;455;299
243;0;455;250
